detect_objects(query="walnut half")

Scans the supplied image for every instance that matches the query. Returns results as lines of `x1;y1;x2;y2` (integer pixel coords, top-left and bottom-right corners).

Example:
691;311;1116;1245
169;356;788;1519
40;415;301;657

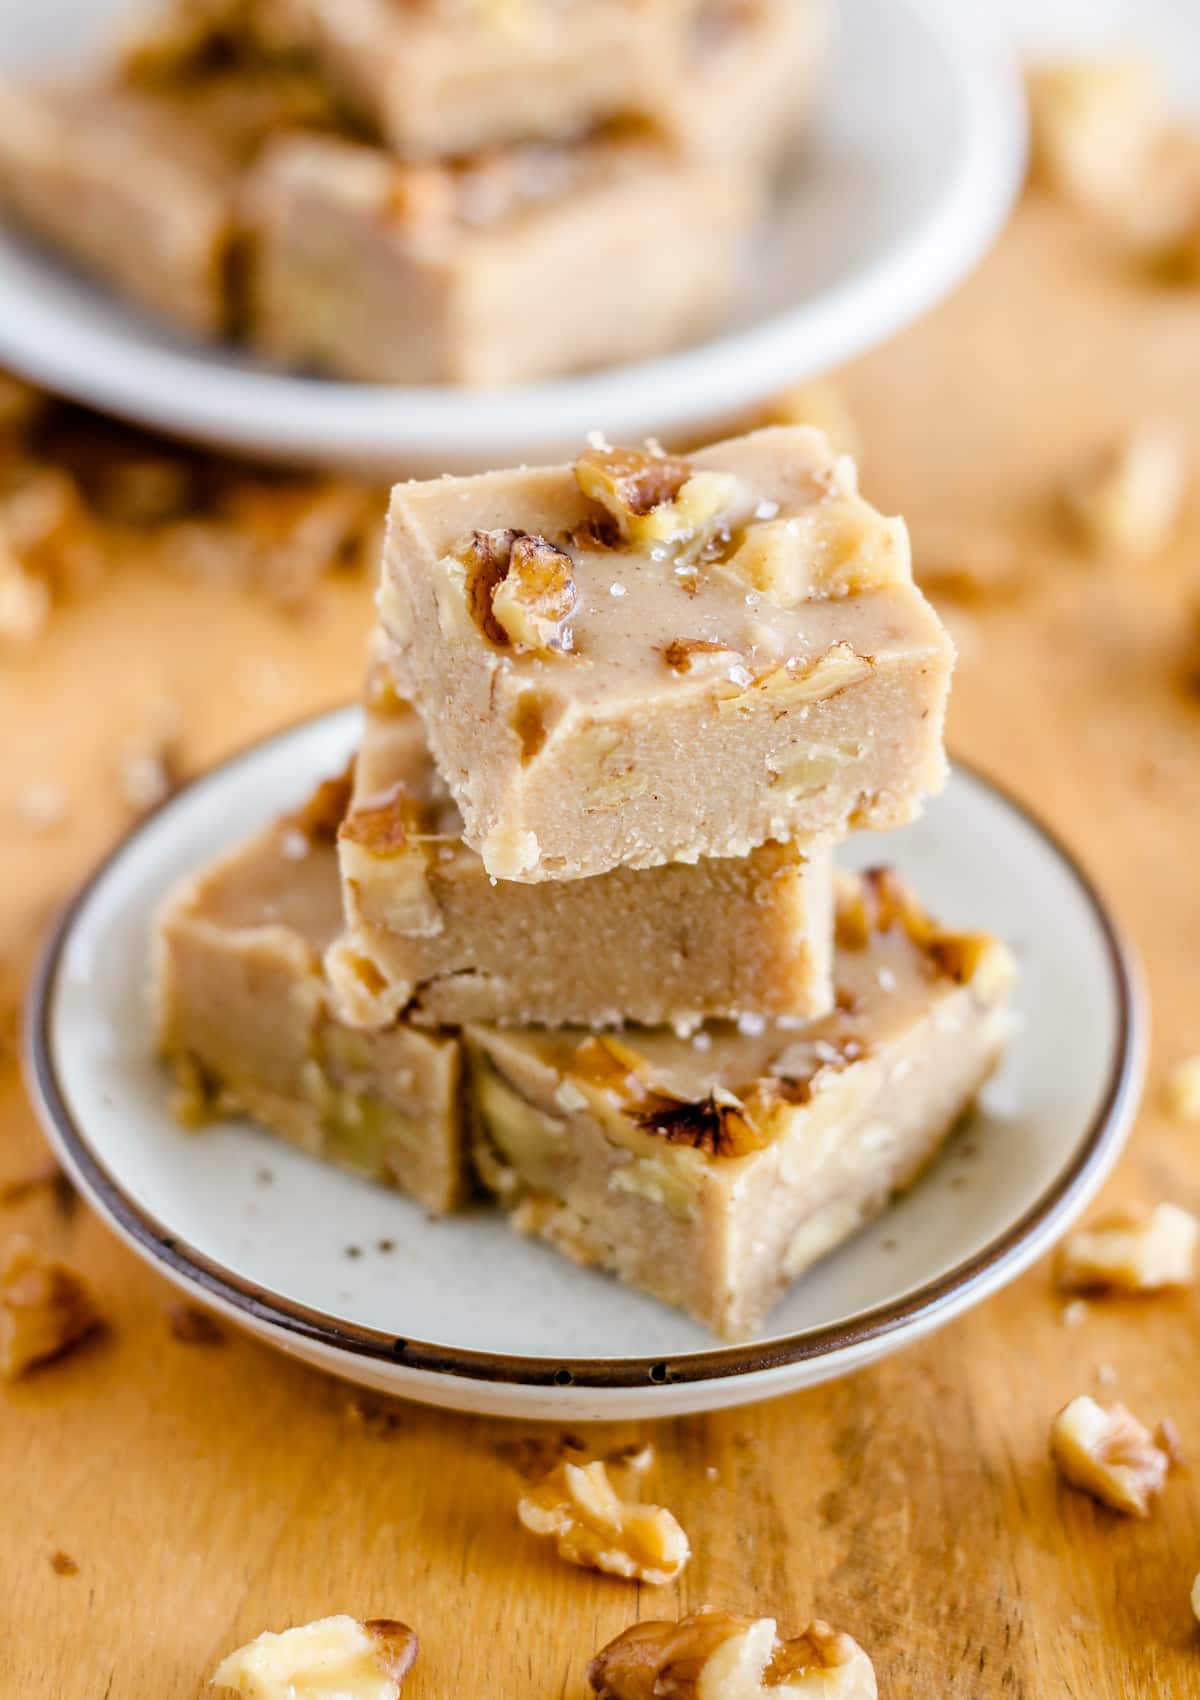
588;1610;877;1699
211;1615;418;1700
0;1237;100;1380
517;1444;690;1584
1050;1396;1171;1517
1056;1203;1198;1294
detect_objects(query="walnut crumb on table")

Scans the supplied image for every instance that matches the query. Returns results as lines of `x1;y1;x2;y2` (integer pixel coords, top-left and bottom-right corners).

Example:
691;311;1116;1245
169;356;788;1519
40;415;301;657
588;1610;877;1699
211;1615;417;1700
0;1237;100;1380
166;1301;223;1346
1050;1396;1173;1517
1060;426;1188;560
1165;1056;1200;1120
1056;1203;1198;1293
517;1443;690;1584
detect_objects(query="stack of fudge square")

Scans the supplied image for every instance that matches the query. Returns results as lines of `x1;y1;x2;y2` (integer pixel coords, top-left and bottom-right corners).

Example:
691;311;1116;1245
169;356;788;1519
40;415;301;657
0;0;828;384
159;426;1016;1340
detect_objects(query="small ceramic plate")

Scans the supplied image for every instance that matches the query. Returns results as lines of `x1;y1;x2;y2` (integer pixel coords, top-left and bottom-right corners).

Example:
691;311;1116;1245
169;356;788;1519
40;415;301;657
0;0;1025;474
26;707;1144;1421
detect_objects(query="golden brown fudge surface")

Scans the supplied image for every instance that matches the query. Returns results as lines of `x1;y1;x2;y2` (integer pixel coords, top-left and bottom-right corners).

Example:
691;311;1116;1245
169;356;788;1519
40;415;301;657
244;129;755;384
328;669;835;1030
466;869;1015;1338
380;427;954;881
156;788;467;1213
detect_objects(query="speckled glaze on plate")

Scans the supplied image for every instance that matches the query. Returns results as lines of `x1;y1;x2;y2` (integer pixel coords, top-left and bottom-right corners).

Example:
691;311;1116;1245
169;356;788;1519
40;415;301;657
25;706;1144;1420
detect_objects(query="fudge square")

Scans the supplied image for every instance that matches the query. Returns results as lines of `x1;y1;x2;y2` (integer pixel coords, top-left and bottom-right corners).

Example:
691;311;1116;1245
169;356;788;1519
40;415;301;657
379;427;955;881
466;869;1015;1339
258;0;686;161
243;129;755;385
0;61;341;339
326;665;835;1031
156;778;467;1214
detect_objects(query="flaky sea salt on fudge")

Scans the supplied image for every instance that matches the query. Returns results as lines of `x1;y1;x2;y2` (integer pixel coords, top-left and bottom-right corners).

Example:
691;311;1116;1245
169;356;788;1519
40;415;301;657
467;869;1014;1338
156;778;467;1213
379;427;954;881
327;665;834;1030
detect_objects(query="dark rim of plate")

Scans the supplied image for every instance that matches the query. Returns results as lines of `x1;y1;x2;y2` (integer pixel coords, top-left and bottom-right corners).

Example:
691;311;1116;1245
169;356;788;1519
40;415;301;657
24;707;1143;1392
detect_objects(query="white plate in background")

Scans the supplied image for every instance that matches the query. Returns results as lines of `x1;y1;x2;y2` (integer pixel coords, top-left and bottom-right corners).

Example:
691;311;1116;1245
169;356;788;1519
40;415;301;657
0;0;1025;474
26;708;1143;1421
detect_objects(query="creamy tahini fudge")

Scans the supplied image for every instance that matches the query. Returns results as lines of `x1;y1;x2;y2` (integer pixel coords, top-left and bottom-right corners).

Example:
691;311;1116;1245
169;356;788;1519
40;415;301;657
157;777;467;1213
0;63;341;339
257;0;683;160
243;128;755;384
327;666;835;1030
665;0;830;176
467;869;1015;1338
379;428;954;881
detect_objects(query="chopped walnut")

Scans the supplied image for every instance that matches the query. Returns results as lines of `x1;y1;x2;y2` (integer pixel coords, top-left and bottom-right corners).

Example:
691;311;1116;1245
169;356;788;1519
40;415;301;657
661;638;744;676
722;463;909;606
588;1611;877;1699
635;1090;768;1159
1057;1203;1198;1294
1050;1395;1171;1517
491;534;578;652
0;550;50;645
1192;1572;1200;1625
452;527;576;652
717;644;872;715
1028;58;1162;211
575;446;746;562
1062;426;1188;560
517;1444;690;1584
1165;1056;1200;1120
211;1615;418;1700
0;1238;100;1380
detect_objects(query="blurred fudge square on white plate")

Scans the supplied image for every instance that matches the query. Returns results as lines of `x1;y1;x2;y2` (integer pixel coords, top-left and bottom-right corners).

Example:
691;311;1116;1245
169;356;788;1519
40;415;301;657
0;63;341;338
156;779;467;1213
325;664;836;1030
467;868;1015;1338
242;127;757;383
377;427;954;882
258;0;829;165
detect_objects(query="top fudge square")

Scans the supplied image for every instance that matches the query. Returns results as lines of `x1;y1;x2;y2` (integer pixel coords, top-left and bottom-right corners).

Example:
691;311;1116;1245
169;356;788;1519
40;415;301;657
379;427;954;882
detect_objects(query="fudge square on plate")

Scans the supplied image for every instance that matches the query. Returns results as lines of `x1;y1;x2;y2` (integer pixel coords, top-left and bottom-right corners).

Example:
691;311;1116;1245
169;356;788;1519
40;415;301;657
0;61;341;339
326;664;835;1031
466;869;1015;1339
156;778;467;1214
243;128;755;385
379;427;955;881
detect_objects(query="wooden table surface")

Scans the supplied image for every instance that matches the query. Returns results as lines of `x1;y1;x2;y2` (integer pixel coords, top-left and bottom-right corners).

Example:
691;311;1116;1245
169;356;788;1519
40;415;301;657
2;193;1199;1699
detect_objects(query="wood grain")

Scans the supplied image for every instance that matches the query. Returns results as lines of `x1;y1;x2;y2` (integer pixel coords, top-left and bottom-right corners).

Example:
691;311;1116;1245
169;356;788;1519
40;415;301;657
2;193;1200;1699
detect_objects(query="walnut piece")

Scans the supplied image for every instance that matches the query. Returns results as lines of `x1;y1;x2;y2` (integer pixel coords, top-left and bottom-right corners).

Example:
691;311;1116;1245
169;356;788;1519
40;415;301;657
717;644;872;715
575;446;745;562
722;461;909;607
1192;1572;1200;1625
1050;1395;1171;1517
210;1615;418;1700
1028;58;1162;211
588;1610;877;1699
452;527;576;653
517;1444;690;1584
1056;1203;1198;1294
1062;426;1188;560
1164;1055;1200;1120
491;534;578;652
0;1237;100;1380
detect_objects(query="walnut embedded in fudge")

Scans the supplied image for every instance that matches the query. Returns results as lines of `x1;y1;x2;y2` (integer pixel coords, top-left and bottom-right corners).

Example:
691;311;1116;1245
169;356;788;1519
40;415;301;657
452;527;577;652
575;445;747;562
633;1089;768;1158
